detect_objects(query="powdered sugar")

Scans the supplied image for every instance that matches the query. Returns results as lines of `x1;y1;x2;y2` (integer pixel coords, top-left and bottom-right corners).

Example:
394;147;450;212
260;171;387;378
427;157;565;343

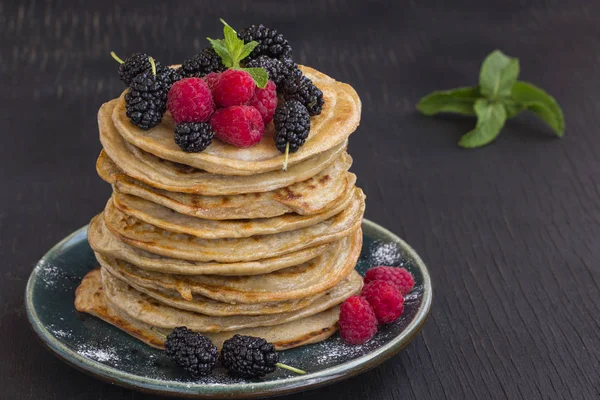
368;241;406;266
77;344;121;364
36;260;63;289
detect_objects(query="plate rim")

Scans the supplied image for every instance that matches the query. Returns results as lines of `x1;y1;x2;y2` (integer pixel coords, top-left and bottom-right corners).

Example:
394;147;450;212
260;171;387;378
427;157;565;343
25;219;433;398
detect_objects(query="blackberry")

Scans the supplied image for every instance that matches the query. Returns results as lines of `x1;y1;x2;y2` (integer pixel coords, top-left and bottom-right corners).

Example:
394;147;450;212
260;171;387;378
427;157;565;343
244;56;302;89
283;76;324;116
117;52;152;85
238;24;292;61
182;48;225;78
273;100;311;153
174;122;214;152
221;335;279;378
165;327;218;378
125;66;171;130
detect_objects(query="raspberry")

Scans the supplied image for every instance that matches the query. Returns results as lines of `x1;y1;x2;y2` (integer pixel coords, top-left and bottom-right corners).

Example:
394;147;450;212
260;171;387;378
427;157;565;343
212;69;256;108
211;105;264;148
364;267;415;295
361;281;404;324
167;78;214;124
247;80;277;123
203;72;222;91
338;296;378;345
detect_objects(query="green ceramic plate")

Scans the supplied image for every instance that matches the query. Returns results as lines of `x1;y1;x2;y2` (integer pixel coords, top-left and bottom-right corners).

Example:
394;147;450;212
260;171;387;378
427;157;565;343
25;219;432;398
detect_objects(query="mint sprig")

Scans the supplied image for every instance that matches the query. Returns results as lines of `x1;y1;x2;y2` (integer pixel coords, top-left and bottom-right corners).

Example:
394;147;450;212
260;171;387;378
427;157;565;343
417;50;565;148
207;19;268;88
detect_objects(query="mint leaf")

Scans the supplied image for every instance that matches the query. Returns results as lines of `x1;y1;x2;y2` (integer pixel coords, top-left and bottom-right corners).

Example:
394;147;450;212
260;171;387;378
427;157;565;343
459;99;507;148
417;86;480;116
208;38;233;67
223;24;243;66
239;41;258;62
479;50;519;99
241;67;268;88
504;100;525;118
510;81;565;136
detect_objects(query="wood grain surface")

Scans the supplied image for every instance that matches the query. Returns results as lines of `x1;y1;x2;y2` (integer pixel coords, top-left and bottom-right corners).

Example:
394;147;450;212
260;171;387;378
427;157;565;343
1;0;599;399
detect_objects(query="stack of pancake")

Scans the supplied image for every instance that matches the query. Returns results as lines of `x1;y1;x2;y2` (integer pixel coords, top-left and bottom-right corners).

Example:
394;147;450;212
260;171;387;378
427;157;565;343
75;66;365;350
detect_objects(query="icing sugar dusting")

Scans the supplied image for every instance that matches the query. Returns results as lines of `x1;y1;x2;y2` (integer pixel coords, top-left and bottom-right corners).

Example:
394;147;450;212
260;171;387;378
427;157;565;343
36;260;63;288
77;344;121;364
368;241;406;266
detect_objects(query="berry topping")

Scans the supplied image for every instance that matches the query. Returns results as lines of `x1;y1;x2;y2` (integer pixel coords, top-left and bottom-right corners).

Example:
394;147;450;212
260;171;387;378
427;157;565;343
361;281;405;324
221;334;279;378
245;56;301;89
247;80;277;123
284;76;324;116
211;105;264;148
174;122;214;152
181;48;226;78
339;296;378;345
125;60;171;130
238;24;293;61
212;69;256;108
273;100;310;153
203;72;222;91
165;327;218;378
114;52;152;86
364;267;415;295
167;78;214;124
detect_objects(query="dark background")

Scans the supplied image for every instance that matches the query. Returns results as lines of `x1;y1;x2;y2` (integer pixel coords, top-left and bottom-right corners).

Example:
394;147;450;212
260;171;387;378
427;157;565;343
1;0;599;399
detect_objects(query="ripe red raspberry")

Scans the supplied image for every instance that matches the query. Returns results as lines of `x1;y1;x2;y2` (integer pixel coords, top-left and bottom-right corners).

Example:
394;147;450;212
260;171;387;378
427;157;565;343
338;296;378;345
212;69;255;108
211;105;264;148
203;72;221;91
364;266;415;295
246;80;277;123
361;281;404;324
167;78;214;123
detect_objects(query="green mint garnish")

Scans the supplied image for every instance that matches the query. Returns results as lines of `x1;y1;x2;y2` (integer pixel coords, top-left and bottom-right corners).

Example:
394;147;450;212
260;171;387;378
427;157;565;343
417;50;565;148
207;19;268;88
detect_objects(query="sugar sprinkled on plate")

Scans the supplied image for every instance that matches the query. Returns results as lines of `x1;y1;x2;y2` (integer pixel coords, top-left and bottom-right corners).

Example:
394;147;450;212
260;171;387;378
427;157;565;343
368;241;406;266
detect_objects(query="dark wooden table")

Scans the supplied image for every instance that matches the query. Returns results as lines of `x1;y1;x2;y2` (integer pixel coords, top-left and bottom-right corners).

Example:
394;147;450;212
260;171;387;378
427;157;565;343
2;0;599;399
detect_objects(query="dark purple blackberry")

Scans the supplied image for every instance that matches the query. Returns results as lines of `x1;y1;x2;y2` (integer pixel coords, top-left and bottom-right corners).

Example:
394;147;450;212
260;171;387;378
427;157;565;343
274;100;311;153
283;76;324;116
165;327;218;378
125;68;170;130
117;52;151;85
182;48;225;78
221;335;279;378
244;56;302;90
238;24;292;61
174;122;214;152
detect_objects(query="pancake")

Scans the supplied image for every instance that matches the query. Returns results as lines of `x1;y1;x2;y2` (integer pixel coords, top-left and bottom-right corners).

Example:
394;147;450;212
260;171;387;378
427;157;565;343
112;66;361;175
103;189;365;263
100;255;363;316
111;185;354;239
99;257;331;316
97;151;356;220
99;99;348;195
88;215;331;276
101;267;355;333
95;229;361;304
74;269;340;350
